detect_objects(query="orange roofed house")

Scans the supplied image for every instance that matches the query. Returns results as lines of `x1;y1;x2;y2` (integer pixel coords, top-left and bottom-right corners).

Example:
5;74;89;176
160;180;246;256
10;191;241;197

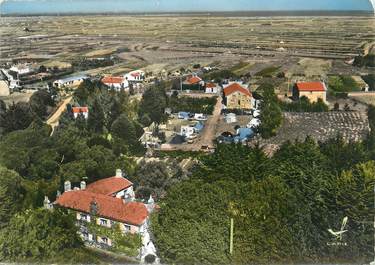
101;76;129;91
54;169;153;249
223;82;252;110
72;106;89;119
293;81;327;103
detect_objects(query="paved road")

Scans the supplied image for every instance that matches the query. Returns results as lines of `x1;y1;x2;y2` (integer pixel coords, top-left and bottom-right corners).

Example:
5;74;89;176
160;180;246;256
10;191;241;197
46;96;72;135
160;96;222;152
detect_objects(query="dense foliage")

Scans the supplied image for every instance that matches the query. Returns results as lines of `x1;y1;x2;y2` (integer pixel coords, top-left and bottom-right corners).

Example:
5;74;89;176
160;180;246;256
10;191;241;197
328;75;360;93
153;139;374;264
0;91;55;135
258;83;283;138
0;208;95;263
168;93;217;114
280;96;329;112
353;54;375;68
139;83;168;125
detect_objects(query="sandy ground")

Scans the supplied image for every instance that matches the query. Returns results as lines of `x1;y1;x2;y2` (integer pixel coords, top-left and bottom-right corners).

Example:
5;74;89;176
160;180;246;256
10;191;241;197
0;91;34;106
46;96;72;134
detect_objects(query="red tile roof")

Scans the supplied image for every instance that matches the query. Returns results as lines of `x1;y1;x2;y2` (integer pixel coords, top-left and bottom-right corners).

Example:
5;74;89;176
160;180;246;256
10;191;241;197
206;82;216;88
186;76;202;84
102;76;124;84
223;83;251;97
296;82;326;92
130;71;142;77
72;107;88;113
55;190;148;226
86;176;133;196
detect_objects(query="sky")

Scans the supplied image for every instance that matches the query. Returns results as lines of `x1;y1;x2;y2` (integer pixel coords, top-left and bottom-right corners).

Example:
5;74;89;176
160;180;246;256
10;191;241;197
0;0;374;14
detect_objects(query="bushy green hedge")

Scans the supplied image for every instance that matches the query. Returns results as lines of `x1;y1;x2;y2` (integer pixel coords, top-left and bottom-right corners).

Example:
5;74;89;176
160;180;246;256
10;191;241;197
169;96;217;115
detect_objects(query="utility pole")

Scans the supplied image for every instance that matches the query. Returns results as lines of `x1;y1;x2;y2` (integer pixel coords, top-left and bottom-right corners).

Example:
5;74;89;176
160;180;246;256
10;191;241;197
374;184;375;264
229;218;234;255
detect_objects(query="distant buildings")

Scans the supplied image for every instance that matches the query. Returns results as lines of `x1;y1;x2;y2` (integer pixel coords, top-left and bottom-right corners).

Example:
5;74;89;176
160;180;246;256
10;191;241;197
293;81;327;103
54;75;88;88
54;169;152;248
9;63;37;76
223;82;252;110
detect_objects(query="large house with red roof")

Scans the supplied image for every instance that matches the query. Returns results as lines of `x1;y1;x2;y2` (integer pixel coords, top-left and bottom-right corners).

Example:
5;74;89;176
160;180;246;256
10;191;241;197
223;82;252;110
101;76;129;91
54;169;152;248
293;81;327;103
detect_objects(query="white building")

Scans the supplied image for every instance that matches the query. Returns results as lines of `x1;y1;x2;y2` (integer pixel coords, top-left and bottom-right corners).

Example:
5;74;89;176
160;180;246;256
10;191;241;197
124;70;145;83
54;169;149;248
53;75;88;88
10;63;37;76
205;82;219;94
101;76;129;91
72;106;89;119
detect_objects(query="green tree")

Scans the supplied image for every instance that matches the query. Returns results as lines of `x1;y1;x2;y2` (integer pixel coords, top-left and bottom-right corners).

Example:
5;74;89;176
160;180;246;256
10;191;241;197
0;208;83;262
2;102;34;134
0;166;25;228
29;90;55;118
139;85;167;124
87;98;105;133
258;84;282;139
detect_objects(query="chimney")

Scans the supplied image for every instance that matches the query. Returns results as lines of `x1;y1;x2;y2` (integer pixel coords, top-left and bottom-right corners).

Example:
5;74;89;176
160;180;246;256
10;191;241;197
64;181;71;192
80;181;86;190
44;196;52;210
115;169;123;178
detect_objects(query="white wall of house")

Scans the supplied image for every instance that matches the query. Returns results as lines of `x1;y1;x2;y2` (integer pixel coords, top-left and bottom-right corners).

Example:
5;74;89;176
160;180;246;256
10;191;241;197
73;112;89;119
124;70;145;82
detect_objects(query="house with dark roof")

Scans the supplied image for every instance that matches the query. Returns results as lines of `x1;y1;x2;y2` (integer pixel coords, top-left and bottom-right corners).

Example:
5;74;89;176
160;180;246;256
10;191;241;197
223;82;252;110
54;169;153;249
293;81;327;103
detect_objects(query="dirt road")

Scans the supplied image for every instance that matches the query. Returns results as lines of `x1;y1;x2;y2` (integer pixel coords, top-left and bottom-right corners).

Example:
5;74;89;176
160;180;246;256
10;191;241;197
46;96;72;135
161;96;222;152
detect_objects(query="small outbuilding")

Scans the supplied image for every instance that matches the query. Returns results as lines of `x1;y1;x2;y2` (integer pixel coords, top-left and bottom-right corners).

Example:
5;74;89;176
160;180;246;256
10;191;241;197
225;113;237;124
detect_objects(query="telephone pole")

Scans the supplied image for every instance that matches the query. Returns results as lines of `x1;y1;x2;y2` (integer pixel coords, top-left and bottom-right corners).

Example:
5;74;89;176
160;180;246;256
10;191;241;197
371;185;375;265
229;218;234;255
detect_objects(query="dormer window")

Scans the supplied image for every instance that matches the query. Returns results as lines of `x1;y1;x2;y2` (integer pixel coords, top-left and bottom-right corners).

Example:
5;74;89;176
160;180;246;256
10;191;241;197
100;218;108;226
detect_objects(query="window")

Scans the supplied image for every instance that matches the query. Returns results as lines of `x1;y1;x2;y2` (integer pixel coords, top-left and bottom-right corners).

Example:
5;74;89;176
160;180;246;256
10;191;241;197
124;224;131;232
80;214;87;221
99;218;108;226
101;237;108;244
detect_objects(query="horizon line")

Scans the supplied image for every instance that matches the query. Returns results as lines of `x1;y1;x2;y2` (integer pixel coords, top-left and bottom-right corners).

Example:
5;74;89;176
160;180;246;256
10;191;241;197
1;10;374;17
